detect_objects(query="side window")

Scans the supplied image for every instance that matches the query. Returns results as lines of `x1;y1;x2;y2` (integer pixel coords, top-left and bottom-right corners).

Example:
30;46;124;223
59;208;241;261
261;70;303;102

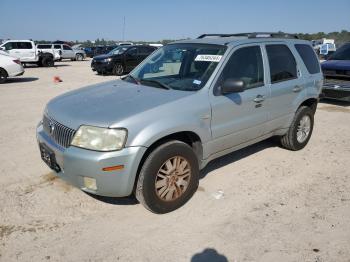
266;44;297;83
4;42;14;50
63;45;72;50
54;45;61;49
138;47;151;55
19;42;33;49
127;48;137;56
295;44;320;74
219;46;264;89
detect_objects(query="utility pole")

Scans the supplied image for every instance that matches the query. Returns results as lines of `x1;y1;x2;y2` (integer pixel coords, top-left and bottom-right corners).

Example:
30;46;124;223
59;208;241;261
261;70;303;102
122;16;126;41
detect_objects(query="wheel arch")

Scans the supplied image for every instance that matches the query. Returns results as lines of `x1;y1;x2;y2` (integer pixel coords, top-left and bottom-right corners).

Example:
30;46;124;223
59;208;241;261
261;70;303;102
132;131;203;192
298;97;318;113
0;67;9;77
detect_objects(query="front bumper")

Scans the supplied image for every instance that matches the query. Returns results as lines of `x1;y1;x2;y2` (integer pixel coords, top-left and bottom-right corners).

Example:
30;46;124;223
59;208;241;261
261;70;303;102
91;60;114;73
36;123;147;197
322;78;350;101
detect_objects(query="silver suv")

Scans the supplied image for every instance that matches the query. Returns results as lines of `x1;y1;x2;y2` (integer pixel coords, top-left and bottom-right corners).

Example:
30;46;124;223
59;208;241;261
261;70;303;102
37;33;323;213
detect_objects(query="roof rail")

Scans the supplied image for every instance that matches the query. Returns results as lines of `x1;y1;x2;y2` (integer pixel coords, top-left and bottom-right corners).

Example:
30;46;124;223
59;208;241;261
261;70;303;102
197;32;299;39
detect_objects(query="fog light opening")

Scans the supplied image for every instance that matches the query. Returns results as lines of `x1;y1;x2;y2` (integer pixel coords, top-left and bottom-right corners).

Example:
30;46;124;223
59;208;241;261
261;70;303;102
83;177;97;191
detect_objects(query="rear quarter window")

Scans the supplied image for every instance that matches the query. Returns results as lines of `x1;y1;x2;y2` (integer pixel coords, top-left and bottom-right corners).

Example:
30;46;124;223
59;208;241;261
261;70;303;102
295;44;320;74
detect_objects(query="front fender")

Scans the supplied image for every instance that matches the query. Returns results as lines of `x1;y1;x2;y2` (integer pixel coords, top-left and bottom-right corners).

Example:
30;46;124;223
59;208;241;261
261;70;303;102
127;114;211;148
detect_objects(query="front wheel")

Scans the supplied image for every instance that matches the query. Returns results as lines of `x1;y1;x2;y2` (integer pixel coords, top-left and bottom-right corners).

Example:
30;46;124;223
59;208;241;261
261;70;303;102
75;54;83;61
136;141;199;214
0;68;8;84
280;106;314;151
112;63;124;76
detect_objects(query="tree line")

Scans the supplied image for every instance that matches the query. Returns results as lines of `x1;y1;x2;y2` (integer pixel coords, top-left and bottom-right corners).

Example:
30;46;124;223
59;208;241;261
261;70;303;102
34;30;350;47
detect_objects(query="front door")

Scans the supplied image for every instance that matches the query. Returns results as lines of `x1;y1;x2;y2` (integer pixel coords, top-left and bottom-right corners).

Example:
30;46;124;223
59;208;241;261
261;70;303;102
62;45;75;59
124;47;138;71
209;45;269;155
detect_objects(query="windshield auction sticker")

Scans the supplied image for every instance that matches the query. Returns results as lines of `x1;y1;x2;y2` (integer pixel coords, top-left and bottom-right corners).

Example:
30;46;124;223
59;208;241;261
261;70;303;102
195;55;222;62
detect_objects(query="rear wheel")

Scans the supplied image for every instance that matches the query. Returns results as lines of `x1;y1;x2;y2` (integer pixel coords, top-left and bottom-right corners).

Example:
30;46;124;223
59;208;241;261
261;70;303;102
280;106;314;151
112;63;124;76
136;140;199;214
41;57;54;67
0;68;8;84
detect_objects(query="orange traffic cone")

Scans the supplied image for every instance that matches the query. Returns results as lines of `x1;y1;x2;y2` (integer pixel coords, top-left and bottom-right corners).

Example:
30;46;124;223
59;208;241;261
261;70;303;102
53;76;62;83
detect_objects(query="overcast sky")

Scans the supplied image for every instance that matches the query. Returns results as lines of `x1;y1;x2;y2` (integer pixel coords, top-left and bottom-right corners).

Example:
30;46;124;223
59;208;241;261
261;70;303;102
0;0;349;41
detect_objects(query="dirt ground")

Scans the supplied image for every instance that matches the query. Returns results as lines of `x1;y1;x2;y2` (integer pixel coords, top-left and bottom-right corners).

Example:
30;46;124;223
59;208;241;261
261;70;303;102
0;60;349;262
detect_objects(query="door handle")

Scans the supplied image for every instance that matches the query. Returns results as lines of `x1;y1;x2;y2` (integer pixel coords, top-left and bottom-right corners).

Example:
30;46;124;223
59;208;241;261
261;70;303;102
253;95;265;103
293;85;303;92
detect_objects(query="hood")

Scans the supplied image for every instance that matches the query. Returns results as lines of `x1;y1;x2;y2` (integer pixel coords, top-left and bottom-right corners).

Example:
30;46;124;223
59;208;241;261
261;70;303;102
321;60;350;71
46;80;193;130
93;53;117;60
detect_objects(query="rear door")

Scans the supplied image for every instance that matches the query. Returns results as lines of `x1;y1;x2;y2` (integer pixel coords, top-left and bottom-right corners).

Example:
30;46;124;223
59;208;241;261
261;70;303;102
263;43;304;133
209;44;269;154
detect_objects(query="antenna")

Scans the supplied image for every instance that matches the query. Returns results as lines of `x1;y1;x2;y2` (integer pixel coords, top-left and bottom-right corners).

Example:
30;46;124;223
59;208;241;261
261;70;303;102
122;16;126;41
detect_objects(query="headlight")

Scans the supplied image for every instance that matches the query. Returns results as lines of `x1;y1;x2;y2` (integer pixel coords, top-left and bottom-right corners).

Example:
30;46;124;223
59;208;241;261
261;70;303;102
71;126;127;151
103;58;112;62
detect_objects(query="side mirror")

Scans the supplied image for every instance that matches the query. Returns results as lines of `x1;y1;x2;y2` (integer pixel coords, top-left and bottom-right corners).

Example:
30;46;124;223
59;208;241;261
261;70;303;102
0;47;4;51
221;79;245;94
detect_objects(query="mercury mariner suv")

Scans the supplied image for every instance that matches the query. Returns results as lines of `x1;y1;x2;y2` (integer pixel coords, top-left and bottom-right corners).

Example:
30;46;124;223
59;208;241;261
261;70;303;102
37;32;323;213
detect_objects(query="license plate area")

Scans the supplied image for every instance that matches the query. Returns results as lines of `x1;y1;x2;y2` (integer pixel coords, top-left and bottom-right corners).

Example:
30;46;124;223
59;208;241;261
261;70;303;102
40;143;61;172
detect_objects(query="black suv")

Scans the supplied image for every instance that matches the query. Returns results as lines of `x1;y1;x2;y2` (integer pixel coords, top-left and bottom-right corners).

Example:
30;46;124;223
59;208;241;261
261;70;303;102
91;45;157;76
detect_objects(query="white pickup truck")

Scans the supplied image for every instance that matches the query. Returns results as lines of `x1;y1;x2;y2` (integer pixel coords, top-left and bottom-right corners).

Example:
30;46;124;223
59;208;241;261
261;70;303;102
0;40;59;67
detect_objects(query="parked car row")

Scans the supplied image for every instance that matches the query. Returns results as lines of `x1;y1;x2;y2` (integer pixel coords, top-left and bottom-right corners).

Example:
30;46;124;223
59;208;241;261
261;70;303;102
37;43;86;61
91;45;157;75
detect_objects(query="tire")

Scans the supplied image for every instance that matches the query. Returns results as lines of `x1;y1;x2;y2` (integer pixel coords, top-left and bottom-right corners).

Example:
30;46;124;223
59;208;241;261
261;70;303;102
280;106;314;151
0;68;8;84
75;54;83;61
136;140;199;214
41;57;54;67
112;63;124;76
96;70;103;75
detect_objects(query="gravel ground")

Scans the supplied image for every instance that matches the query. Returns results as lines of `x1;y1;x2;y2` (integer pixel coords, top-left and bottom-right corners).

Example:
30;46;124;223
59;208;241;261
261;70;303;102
0;60;349;262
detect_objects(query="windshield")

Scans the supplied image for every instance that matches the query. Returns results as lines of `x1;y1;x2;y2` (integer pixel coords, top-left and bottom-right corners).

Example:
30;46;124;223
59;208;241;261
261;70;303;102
108;46;129;55
329;44;350;60
126;43;227;91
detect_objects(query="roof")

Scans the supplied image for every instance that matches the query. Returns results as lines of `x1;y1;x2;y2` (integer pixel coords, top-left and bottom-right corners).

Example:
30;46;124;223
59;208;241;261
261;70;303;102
172;32;310;46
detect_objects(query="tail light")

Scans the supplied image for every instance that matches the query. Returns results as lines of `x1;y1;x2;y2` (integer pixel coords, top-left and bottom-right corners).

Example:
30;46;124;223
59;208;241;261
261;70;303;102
13;59;21;65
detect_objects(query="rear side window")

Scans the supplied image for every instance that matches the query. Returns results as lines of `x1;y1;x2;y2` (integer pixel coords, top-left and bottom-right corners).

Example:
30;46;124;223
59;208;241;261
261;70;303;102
266;44;297;83
18;42;33;49
54;45;61;49
295;44;320;74
219;46;264;89
37;44;52;49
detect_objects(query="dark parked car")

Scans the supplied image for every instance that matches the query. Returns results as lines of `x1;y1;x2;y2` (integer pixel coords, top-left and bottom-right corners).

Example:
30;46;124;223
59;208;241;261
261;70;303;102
91;45;156;76
84;47;96;58
321;43;350;102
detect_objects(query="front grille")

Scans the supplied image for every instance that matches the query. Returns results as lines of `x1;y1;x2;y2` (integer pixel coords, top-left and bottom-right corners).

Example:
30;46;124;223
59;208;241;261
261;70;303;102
43;115;76;148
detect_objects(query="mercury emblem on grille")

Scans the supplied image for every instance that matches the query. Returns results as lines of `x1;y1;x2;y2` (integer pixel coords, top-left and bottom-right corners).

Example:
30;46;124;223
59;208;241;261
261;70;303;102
48;121;55;134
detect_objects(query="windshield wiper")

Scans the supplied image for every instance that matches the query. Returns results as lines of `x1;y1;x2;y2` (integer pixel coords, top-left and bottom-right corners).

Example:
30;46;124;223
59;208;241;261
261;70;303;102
140;79;171;90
